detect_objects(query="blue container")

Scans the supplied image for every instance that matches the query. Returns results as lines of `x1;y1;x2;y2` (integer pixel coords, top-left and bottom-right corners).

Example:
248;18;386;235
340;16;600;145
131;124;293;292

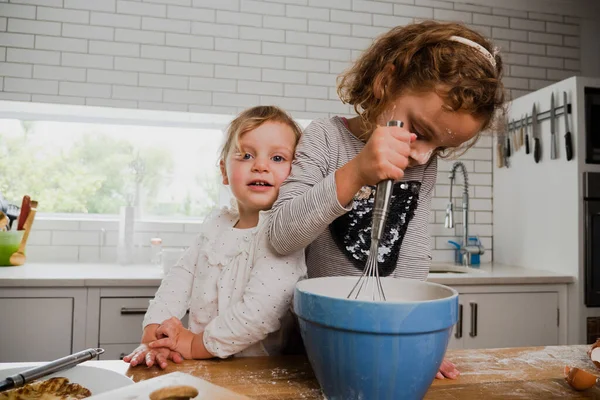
448;237;482;266
294;277;458;400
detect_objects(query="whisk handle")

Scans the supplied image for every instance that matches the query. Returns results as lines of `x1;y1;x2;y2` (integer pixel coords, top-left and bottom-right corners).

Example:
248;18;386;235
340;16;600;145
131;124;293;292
371;120;404;241
372;180;393;240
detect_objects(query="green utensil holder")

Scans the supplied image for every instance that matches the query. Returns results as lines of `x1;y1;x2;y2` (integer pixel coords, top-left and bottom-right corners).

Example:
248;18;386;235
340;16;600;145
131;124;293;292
0;230;25;266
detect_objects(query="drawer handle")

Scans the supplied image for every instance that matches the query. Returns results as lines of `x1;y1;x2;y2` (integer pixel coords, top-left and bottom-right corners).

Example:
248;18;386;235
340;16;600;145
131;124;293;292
119;352;126;360
120;307;148;315
469;302;478;338
455;304;463;339
120;308;190;315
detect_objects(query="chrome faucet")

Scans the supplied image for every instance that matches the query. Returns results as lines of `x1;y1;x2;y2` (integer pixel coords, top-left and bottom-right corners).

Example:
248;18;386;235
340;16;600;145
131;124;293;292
444;161;484;267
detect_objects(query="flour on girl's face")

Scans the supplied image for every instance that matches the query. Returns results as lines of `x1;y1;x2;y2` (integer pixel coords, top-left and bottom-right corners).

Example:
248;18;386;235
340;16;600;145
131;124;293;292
409;128;456;165
409;148;435;166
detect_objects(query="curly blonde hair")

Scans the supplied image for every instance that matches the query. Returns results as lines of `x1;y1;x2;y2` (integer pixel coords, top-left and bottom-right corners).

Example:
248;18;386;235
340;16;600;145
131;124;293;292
337;20;505;155
219;105;303;162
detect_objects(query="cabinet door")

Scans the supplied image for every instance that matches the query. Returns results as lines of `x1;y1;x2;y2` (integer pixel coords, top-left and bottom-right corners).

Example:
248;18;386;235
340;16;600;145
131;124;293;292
462;292;559;349
0;298;73;362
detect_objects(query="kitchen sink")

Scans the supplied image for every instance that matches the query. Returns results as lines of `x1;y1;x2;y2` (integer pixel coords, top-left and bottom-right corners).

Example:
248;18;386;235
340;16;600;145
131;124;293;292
428;264;475;274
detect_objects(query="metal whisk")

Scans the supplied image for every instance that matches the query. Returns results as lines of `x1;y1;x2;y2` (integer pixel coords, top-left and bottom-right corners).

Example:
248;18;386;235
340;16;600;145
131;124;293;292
348;120;403;302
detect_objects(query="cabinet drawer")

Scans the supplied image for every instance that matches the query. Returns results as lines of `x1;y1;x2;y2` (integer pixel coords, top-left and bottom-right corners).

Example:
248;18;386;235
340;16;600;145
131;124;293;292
100;297;153;344
99;297;189;344
98;343;139;360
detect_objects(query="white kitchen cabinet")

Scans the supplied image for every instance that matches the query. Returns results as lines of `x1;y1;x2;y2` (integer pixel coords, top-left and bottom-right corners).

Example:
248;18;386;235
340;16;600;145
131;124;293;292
447;285;566;350
0;288;87;362
0;275;570;362
463;292;558;349
0;298;72;362
90;288;189;359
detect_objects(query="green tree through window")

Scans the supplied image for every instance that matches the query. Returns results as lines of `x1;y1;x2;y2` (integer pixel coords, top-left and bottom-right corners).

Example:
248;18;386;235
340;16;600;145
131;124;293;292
0;120;222;219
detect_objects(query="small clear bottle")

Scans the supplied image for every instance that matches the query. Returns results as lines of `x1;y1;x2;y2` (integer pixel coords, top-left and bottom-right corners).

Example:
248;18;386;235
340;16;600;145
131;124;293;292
150;237;162;266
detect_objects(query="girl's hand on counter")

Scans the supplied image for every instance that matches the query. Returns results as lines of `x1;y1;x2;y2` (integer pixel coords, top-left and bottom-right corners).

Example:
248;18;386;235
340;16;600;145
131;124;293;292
149;317;195;360
123;324;183;369
436;358;460;379
122;343;183;369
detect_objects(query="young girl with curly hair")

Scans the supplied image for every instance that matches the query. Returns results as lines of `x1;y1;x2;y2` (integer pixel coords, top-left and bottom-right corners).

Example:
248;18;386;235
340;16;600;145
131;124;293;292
268;20;505;380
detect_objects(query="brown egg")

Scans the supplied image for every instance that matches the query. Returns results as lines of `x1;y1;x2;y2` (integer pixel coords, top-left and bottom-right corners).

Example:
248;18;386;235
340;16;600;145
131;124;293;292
565;365;599;391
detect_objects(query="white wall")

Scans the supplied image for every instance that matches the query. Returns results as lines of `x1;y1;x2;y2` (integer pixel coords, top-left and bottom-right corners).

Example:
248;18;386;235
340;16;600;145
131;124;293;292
0;0;594;263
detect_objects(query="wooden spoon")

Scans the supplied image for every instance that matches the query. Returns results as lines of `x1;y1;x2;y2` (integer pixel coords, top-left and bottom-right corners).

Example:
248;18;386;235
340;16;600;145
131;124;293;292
17;195;31;231
9;206;37;266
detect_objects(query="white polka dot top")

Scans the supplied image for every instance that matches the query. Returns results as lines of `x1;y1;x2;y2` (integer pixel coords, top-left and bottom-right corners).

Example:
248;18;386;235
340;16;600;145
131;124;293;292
143;206;307;359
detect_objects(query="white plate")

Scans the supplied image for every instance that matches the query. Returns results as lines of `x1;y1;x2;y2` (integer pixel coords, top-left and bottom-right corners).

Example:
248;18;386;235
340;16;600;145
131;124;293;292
0;365;133;395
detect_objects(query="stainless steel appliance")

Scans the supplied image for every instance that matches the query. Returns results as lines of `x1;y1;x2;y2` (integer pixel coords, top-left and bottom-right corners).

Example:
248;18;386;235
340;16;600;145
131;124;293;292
585;172;600;306
585;87;600;164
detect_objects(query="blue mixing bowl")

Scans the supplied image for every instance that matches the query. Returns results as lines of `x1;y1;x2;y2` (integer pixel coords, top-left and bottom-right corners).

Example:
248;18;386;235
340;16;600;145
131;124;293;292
294;276;458;400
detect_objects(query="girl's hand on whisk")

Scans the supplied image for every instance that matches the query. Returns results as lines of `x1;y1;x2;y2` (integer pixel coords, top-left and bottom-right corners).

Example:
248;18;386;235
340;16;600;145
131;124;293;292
354;124;416;186
436;359;460;379
335;123;416;207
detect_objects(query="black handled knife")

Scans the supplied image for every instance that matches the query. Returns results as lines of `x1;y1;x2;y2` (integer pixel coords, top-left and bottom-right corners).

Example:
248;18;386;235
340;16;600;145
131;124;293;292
550;93;557;159
506;127;511;158
533;104;541;163
524;114;530;154
564;91;573;161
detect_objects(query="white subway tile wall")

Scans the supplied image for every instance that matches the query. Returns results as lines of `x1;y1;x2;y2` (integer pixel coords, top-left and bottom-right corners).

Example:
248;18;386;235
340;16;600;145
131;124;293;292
0;0;582;263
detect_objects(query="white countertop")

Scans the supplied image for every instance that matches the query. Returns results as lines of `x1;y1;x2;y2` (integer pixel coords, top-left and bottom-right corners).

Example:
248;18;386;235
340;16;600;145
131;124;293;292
0;262;575;287
426;262;575;285
0;263;164;287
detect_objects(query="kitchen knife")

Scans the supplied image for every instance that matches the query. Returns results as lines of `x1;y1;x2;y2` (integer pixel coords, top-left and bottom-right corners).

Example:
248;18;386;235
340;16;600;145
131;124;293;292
512;119;517;152
515;115;523;151
519;114;524;151
524;114;530;154
496;138;504;168
533;104;541;163
510;119;516;151
515;117;520;150
0;348;105;392
16;195;30;231
521;114;527;147
564;91;573;161
503;122;510;168
506;120;511;158
550;93;557;159
518;117;523;150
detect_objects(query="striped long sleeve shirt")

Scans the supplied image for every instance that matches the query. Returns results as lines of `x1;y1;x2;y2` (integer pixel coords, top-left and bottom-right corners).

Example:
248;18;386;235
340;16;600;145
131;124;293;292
268;116;437;281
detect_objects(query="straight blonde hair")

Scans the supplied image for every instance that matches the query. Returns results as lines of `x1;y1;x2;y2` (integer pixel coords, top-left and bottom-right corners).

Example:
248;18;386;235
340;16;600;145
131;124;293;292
219;106;303;162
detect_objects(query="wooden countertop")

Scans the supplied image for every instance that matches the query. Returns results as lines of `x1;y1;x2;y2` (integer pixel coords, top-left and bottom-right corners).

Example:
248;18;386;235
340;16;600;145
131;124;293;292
63;345;600;399
3;345;599;399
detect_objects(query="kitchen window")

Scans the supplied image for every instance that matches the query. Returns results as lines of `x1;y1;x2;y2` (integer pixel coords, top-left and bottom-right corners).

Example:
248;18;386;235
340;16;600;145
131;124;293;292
0;107;234;223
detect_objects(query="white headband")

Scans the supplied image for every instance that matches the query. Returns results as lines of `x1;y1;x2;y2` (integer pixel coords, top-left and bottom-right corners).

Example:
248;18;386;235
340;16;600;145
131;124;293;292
449;36;497;68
